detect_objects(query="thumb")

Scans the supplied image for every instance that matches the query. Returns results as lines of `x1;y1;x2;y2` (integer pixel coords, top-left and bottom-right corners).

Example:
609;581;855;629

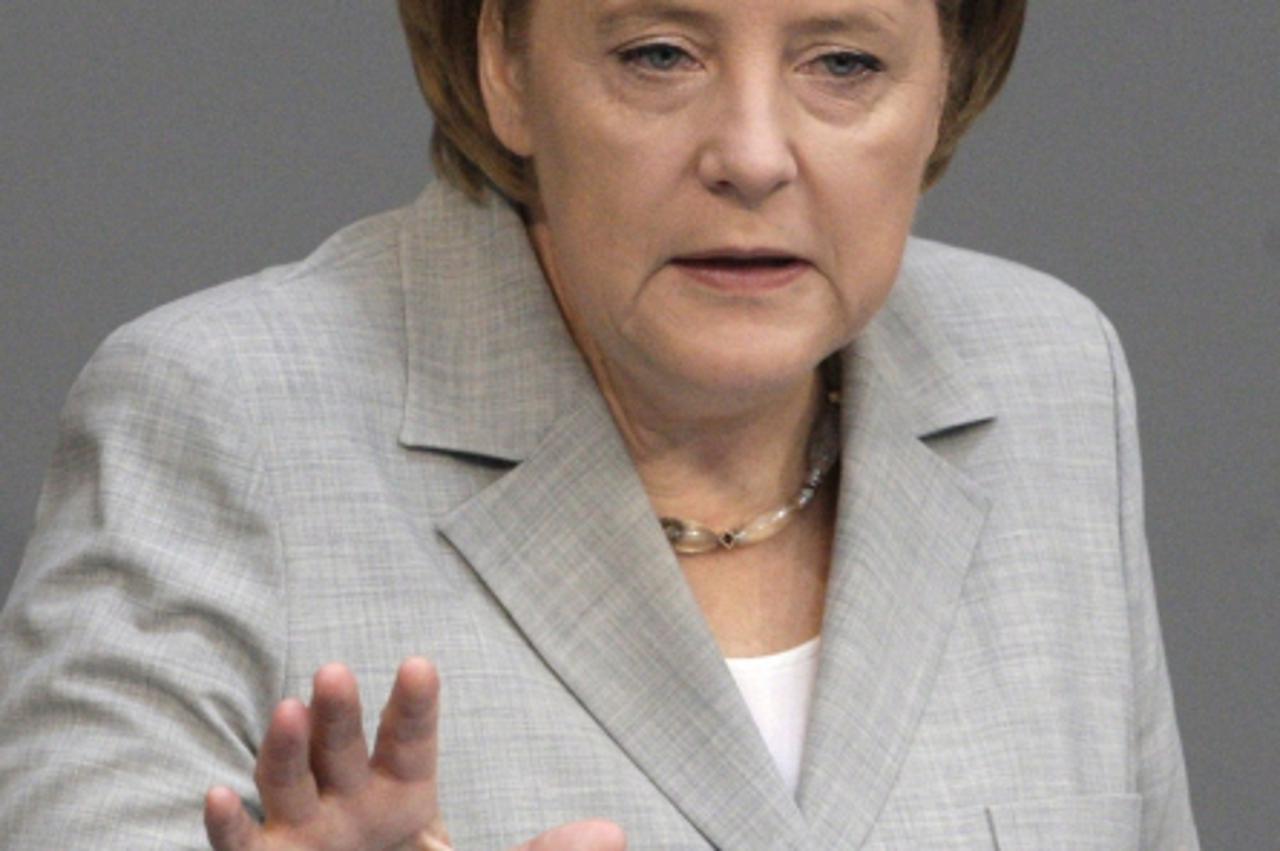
510;819;627;851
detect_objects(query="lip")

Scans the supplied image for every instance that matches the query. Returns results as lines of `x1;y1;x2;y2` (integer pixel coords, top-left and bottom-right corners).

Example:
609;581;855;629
670;249;811;294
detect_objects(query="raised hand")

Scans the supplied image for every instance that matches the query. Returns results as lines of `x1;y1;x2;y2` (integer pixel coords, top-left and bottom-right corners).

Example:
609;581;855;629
203;657;625;851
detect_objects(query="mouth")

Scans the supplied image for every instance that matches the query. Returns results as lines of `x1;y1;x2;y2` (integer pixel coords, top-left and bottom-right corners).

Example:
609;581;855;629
670;249;810;292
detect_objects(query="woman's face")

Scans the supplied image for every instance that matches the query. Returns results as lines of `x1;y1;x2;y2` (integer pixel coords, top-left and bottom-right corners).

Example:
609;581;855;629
481;0;949;407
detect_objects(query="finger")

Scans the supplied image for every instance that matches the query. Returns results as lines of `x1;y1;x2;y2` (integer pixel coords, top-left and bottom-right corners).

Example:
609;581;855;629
511;819;628;851
410;810;453;851
204;786;260;851
255;698;320;825
415;833;455;851
370;656;440;783
308;662;371;794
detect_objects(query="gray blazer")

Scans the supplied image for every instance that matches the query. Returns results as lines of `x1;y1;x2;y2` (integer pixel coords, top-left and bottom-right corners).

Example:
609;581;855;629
0;180;1198;849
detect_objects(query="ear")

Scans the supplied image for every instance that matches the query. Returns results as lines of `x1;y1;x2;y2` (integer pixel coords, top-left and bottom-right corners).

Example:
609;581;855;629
477;0;535;157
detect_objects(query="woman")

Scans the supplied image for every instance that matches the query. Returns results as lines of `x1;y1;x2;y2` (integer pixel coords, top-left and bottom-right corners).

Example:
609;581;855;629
0;0;1199;848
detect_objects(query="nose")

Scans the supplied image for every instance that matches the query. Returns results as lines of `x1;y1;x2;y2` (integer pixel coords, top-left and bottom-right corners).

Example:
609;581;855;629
696;72;799;207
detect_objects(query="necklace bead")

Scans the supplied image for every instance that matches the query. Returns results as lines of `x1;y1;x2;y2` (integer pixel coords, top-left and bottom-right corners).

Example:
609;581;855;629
658;395;840;555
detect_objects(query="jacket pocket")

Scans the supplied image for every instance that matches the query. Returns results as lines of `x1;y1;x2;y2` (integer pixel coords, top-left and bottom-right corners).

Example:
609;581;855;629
985;793;1142;850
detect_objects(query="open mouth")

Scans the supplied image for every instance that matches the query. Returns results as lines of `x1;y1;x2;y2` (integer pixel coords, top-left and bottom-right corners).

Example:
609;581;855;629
675;256;800;268
670;253;810;291
672;250;806;269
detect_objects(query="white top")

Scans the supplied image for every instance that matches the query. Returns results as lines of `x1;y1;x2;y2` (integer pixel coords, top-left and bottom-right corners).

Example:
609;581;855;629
724;635;822;796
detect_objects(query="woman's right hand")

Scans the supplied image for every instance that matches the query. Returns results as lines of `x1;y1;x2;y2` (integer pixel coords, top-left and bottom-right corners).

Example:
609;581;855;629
203;657;626;851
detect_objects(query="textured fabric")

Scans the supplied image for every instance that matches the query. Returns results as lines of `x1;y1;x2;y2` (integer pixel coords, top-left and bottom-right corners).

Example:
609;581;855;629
0;179;1199;849
725;636;822;796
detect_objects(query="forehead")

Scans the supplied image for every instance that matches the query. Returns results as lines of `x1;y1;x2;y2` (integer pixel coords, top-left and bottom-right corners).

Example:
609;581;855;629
582;0;926;37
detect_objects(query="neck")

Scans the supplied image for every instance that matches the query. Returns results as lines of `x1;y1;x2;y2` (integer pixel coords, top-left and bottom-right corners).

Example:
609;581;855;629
597;356;829;531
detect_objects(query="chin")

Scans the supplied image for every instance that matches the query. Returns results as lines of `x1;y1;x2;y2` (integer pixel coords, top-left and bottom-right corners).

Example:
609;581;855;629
647;332;833;401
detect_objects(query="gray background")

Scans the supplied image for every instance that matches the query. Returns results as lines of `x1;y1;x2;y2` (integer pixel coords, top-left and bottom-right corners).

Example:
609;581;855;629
2;2;1276;846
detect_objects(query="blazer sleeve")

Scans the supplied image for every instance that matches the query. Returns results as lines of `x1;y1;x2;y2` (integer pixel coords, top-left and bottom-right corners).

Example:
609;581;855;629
0;315;285;848
1099;314;1201;850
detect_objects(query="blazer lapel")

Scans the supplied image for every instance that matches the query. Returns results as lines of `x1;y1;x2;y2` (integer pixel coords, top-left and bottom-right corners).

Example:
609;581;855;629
437;386;812;848
399;181;811;848
798;268;995;848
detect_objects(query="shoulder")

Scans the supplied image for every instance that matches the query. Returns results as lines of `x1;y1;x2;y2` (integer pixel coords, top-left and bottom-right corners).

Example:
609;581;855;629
81;203;413;406
887;238;1137;495
901;236;1112;351
897;236;1127;398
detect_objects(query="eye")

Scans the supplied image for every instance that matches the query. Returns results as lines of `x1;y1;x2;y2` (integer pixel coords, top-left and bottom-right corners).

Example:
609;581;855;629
617;42;698;74
809;50;884;81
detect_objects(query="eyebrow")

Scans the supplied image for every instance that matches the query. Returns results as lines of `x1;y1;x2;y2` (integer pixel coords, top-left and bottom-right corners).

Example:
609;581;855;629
594;1;719;39
788;9;900;39
594;1;901;41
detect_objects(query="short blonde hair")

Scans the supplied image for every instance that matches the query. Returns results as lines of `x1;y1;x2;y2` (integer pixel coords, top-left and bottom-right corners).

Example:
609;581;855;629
398;0;1025;208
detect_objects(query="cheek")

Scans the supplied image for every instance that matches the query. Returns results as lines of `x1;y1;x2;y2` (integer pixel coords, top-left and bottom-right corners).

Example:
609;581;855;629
527;80;694;305
536;120;676;223
525;46;704;219
807;102;937;312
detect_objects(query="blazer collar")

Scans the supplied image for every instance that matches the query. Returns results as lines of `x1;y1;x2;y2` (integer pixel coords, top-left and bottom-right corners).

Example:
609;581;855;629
398;180;596;460
401;180;997;847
